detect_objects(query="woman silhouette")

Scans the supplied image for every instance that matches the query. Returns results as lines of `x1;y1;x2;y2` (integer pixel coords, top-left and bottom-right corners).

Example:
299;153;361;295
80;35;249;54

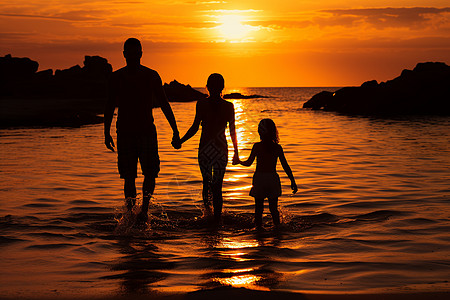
180;73;239;221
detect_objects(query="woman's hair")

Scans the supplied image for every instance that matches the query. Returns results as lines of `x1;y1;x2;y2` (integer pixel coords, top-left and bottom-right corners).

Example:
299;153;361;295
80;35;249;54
258;118;279;143
206;73;225;95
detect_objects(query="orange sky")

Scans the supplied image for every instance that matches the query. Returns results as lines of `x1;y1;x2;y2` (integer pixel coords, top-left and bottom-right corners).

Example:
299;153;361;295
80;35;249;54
1;1;449;86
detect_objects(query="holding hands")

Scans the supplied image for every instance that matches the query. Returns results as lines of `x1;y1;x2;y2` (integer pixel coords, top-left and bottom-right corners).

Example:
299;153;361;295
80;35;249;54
171;132;182;149
232;152;240;165
291;180;298;194
105;133;115;152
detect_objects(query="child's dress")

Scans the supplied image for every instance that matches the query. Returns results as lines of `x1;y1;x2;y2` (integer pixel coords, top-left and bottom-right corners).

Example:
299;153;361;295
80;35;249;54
249;172;282;198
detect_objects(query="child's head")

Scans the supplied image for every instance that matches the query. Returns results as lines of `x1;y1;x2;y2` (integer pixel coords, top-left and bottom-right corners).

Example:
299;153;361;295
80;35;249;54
206;73;225;95
258;118;279;143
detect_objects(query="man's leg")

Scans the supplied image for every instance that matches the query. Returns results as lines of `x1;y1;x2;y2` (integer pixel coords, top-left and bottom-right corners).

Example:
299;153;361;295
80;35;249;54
124;177;137;210
140;176;156;217
137;130;159;223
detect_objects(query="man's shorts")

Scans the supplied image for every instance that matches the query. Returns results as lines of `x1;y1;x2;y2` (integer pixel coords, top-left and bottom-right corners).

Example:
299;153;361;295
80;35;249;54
117;129;160;179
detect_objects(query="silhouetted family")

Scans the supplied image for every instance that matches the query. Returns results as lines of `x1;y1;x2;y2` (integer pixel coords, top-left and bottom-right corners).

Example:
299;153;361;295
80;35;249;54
104;38;297;230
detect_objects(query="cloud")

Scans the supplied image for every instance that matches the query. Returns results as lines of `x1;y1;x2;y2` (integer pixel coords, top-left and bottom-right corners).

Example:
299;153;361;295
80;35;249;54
0;32;33;42
111;21;217;29
245;20;312;29
0;10;109;22
320;7;450;29
245;7;450;32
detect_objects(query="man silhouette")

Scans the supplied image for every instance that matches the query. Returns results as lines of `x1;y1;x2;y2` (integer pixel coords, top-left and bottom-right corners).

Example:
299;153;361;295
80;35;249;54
104;38;181;222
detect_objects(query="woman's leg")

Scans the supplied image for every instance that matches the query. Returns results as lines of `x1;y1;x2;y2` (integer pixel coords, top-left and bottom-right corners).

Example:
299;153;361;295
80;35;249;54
268;197;280;226
211;167;225;221
254;197;264;228
199;159;212;209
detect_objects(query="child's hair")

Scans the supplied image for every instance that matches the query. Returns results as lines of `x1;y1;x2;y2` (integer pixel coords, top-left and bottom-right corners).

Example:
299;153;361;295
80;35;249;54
258;118;279;143
206;73;225;94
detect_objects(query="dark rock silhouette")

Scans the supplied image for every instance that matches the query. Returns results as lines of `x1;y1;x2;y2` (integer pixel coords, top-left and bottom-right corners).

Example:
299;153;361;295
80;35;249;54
163;80;207;103
303;62;450;115
1;54;272;127
0;55;208;127
0;54;38;81
223;92;269;99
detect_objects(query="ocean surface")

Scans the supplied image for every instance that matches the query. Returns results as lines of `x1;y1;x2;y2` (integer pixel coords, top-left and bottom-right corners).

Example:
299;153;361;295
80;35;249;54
0;87;449;298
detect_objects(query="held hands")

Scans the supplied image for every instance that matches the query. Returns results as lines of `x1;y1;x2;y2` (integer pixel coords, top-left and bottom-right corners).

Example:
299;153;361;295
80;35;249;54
171;132;182;149
232;152;240;165
291;181;298;194
105;134;115;152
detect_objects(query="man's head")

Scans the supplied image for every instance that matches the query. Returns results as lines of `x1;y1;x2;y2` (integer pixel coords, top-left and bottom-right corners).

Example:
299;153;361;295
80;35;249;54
123;38;142;66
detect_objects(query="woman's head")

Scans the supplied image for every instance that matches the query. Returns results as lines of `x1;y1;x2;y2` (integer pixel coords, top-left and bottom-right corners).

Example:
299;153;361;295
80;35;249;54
206;73;225;95
258;118;279;143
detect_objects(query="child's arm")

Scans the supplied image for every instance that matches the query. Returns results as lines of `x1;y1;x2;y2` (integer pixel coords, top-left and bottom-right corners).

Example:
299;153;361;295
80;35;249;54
279;145;298;194
238;144;257;167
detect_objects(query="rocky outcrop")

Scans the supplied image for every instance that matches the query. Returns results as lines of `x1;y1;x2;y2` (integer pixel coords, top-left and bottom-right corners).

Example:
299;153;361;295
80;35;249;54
0;54;272;127
0;55;206;127
223;93;269;99
163;80;207;102
303;62;450;115
0;55;207;102
0;54;113;99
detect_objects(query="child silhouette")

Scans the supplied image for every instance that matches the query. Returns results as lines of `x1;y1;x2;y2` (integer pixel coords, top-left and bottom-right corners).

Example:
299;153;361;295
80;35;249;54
235;118;297;229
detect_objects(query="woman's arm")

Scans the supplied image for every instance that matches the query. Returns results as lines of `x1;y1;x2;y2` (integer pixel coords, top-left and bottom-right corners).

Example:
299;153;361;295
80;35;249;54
180;101;202;144
239;144;257;167
279;145;298;193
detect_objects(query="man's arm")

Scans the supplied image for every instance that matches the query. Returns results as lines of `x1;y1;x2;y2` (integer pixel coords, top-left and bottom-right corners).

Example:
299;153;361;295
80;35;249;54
104;76;116;152
154;74;180;148
229;104;239;164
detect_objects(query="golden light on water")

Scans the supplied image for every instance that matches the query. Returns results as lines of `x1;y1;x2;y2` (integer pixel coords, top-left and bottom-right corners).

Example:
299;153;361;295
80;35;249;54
227;185;252;191
220;238;259;249
224;173;249;182
214;274;263;288
216;238;259;262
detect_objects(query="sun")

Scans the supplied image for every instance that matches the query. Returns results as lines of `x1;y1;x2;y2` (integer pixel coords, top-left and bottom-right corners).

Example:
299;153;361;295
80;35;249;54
217;14;252;41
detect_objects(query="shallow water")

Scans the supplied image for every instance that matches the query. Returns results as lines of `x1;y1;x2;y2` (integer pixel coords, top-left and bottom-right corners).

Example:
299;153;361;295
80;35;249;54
1;87;449;297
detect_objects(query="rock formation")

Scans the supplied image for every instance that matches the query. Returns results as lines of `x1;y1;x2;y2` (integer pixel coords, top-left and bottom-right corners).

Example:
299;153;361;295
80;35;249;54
303;62;450;115
223;93;269;99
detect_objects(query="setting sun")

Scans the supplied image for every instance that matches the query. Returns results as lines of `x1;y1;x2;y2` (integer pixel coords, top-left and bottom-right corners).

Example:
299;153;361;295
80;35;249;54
217;14;254;41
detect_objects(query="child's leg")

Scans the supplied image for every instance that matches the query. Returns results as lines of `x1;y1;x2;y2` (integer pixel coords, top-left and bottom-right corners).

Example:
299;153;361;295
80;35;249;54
254;198;264;228
268;197;280;226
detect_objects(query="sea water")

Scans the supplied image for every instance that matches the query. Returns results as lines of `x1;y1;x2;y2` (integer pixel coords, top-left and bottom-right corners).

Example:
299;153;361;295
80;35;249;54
0;87;449;297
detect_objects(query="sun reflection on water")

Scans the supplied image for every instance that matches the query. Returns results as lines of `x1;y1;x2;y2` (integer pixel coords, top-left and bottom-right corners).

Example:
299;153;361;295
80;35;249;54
220;238;259;249
212;239;268;290
213;274;264;289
